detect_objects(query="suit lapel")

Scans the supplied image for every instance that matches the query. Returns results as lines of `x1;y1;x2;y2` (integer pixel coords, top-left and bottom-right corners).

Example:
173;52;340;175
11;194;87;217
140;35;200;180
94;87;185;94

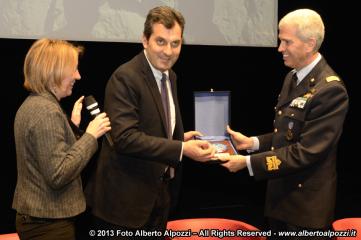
277;76;310;109
277;58;326;109
277;73;294;107
290;78;309;101
138;52;169;136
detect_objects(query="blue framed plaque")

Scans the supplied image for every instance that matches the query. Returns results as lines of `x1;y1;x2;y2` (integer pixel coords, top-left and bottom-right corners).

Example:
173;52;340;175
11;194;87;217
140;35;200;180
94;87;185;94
194;91;238;158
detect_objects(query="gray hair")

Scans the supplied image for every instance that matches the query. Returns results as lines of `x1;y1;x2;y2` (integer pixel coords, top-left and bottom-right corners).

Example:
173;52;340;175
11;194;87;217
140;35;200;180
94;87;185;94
279;9;325;52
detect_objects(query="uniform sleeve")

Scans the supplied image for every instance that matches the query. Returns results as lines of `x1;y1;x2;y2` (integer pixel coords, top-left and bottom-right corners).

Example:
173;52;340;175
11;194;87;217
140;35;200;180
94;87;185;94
257;133;273;152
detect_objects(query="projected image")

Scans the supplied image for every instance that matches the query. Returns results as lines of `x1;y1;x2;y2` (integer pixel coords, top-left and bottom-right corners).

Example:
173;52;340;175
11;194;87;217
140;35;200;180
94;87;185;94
0;0;277;47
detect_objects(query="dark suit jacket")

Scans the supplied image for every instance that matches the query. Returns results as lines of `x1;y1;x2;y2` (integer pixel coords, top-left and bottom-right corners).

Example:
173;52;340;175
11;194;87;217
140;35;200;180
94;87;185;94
250;57;349;228
86;51;184;228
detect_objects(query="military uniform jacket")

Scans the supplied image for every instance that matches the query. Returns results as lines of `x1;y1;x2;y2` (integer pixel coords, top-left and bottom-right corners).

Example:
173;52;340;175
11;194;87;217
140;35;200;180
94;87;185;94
250;57;349;228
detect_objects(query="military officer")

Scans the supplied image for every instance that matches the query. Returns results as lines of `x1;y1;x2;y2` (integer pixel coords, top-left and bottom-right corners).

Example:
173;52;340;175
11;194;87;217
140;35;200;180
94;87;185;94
217;9;349;238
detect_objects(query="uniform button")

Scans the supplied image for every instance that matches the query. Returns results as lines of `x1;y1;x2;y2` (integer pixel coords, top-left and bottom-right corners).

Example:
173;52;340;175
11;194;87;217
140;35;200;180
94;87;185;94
271;147;274;151
274;128;278;133
291;113;295;117
298;184;302;188
274;106;277;111
278;110;282;115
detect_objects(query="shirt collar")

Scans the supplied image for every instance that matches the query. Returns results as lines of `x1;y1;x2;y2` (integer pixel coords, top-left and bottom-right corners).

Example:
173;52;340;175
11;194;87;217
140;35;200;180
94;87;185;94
294;53;322;83
144;49;169;84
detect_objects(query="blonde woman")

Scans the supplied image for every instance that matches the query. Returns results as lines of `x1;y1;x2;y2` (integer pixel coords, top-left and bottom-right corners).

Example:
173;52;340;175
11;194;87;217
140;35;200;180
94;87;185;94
12;38;111;240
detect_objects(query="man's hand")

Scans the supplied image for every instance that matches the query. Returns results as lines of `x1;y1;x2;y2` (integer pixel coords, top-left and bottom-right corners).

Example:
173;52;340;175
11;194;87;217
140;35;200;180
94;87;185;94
218;154;247;173
184;131;203;141
183;140;215;162
227;125;254;150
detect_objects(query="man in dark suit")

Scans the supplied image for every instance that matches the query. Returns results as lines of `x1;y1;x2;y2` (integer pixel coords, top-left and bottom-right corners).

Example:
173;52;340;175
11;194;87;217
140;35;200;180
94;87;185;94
85;6;215;237
217;9;349;238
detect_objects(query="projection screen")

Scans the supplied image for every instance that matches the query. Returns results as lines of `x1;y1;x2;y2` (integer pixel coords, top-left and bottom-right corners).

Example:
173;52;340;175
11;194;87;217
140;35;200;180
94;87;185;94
0;0;278;47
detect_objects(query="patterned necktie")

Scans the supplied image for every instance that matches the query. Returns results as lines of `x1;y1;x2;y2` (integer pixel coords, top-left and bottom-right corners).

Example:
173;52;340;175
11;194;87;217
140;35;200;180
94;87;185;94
160;73;174;178
161;73;172;139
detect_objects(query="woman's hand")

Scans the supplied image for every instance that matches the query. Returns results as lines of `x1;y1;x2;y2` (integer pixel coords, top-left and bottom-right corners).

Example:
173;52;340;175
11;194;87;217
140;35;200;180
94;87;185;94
71;96;84;127
86;112;111;139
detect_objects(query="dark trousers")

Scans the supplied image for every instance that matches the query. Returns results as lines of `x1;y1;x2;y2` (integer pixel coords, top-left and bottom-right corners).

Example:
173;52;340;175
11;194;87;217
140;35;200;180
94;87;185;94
88;180;171;240
16;213;76;240
267;217;331;240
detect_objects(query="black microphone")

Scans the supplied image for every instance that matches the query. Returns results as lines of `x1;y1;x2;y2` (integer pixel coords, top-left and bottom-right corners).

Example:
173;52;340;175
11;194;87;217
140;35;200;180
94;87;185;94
84;95;113;147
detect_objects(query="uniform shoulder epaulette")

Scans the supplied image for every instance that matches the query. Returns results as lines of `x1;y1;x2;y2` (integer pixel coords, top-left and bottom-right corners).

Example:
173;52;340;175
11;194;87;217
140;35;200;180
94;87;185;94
326;75;340;82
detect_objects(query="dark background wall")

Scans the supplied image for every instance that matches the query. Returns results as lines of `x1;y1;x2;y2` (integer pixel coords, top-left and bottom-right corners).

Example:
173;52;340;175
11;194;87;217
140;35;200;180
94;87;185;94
1;1;359;234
